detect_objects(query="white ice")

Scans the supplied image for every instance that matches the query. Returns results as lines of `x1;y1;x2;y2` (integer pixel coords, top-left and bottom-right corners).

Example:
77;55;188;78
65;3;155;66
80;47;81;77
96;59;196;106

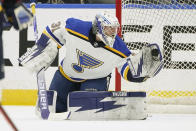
1;106;196;131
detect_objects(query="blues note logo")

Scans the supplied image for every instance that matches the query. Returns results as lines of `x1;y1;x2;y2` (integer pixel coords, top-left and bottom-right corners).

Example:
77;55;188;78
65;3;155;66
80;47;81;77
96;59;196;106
72;49;104;73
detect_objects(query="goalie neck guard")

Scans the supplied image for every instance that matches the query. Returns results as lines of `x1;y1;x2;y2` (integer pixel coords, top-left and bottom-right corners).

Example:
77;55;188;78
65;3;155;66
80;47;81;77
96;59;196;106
93;12;120;47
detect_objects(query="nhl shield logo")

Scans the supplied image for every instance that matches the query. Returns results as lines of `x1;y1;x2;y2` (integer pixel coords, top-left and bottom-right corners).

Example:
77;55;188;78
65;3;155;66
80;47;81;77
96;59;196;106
72;49;104;73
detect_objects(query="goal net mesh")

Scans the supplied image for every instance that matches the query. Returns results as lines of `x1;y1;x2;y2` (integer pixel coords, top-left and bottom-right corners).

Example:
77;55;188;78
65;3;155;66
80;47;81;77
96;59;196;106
117;0;196;109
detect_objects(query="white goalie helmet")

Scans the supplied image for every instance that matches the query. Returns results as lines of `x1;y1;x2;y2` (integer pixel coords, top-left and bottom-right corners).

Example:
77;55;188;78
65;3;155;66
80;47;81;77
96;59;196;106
93;11;120;47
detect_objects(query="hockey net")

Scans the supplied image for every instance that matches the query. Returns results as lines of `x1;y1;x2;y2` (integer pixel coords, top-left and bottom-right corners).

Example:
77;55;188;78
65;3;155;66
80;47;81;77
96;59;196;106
116;0;196;113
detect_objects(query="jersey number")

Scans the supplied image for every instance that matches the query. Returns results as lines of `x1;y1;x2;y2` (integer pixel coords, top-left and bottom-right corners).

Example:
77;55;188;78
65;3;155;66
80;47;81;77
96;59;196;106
51;21;61;32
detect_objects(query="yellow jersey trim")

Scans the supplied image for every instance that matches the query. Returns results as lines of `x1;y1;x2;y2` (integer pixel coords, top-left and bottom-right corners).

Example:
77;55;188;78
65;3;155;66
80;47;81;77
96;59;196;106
65;28;127;58
59;66;86;82
123;66;130;80
43;30;62;49
65;28;89;41
104;45;127;58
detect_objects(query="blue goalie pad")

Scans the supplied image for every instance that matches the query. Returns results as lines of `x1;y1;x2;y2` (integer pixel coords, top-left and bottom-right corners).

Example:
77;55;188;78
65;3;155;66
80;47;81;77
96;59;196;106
69;91;146;98
68;91;147;120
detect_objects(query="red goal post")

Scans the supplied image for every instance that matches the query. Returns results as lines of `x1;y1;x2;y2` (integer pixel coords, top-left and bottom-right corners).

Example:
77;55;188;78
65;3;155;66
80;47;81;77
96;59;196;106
115;0;122;91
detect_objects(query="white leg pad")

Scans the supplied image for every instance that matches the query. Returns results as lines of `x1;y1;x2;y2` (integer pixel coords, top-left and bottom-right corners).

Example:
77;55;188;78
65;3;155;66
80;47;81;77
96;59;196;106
67;91;147;120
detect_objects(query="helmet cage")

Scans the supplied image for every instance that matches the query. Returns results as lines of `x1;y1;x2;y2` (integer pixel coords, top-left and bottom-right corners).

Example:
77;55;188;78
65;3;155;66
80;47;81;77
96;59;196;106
94;13;120;47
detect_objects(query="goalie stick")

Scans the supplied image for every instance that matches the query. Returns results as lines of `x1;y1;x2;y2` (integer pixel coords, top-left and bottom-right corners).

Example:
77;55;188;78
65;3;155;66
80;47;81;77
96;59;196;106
37;68;71;120
30;1;38;43
27;0;71;120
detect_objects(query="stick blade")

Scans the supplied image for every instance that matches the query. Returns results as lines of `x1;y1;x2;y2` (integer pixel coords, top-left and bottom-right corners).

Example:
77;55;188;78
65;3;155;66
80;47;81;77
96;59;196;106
47;111;71;120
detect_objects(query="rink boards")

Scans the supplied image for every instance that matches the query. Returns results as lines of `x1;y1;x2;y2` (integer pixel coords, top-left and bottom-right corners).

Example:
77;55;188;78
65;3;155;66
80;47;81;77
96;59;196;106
1;4;196;105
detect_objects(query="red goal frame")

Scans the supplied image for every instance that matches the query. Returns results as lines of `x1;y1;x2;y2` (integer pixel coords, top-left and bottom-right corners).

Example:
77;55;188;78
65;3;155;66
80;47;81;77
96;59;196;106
115;0;122;91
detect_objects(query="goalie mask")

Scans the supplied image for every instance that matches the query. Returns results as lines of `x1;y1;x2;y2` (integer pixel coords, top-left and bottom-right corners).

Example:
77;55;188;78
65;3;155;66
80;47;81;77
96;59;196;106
93;12;120;47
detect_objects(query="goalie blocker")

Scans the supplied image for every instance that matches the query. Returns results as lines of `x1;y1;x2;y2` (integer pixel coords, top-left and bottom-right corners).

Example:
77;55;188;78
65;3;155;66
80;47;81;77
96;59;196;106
18;40;58;73
36;91;147;120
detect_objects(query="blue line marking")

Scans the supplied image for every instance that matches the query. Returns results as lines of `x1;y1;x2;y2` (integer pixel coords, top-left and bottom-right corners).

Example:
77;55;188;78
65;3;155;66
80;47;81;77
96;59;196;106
24;4;115;8
24;3;196;9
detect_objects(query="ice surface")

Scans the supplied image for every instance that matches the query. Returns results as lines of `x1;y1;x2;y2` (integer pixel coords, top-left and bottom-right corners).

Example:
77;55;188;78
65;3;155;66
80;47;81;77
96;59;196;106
1;106;196;131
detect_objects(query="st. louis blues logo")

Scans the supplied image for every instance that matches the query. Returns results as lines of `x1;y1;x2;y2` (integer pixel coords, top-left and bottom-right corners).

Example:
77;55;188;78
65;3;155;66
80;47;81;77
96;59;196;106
72;49;104;73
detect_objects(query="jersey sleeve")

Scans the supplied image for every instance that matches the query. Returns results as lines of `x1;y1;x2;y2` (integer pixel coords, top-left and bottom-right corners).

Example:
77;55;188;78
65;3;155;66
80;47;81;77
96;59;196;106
37;20;67;49
117;58;147;83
